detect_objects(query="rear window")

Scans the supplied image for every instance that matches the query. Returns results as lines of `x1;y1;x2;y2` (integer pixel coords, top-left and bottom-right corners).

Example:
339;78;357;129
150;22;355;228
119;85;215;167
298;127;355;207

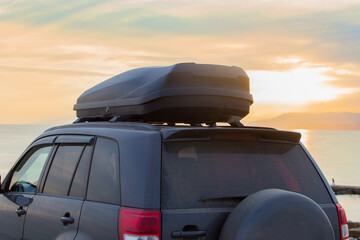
161;140;332;209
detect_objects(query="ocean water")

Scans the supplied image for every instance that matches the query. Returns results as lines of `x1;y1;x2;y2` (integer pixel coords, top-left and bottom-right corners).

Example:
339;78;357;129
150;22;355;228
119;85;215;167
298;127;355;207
0;125;359;220
0;125;52;177
298;129;360;222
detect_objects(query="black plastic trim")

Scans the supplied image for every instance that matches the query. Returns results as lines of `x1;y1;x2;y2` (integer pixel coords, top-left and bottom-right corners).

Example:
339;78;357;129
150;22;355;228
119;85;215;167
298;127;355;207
55;135;95;145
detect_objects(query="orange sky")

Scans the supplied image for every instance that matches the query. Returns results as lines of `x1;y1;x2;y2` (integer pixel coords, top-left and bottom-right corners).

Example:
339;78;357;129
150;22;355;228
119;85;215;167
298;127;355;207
0;0;359;124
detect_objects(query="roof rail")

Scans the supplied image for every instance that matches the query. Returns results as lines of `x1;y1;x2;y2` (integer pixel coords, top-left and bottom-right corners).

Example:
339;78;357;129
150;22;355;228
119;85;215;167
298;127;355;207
73;116;245;128
73;117;111;123
230;121;244;127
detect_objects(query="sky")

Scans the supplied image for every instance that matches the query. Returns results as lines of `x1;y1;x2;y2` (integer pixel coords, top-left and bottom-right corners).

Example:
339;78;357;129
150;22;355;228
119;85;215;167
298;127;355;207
0;0;359;124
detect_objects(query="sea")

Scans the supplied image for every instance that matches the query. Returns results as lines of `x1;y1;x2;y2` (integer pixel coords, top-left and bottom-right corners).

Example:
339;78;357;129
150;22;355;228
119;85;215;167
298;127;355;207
0;125;359;221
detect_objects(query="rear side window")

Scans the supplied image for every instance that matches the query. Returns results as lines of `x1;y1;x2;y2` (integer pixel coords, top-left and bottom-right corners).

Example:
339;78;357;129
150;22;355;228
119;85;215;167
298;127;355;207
69;146;93;198
162;141;332;209
87;138;120;204
43;145;84;195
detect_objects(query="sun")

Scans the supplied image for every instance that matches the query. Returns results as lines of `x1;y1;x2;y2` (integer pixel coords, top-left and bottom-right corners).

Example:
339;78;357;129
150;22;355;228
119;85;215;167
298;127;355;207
248;67;353;105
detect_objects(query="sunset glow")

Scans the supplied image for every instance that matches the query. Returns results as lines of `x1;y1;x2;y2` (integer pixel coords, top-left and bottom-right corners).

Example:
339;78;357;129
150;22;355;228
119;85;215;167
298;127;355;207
249;66;354;104
0;0;359;127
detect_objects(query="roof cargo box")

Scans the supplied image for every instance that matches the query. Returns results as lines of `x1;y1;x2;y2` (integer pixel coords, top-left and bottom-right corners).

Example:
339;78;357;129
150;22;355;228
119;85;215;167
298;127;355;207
74;63;253;123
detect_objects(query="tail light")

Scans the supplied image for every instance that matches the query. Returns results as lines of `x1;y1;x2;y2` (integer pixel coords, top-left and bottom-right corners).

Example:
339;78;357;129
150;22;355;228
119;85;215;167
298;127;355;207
336;203;349;240
119;207;161;240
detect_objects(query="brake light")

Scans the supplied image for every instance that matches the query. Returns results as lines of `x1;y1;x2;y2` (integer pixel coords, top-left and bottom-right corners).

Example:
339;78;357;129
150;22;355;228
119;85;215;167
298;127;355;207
212;135;257;141
119;207;161;240
336;203;349;240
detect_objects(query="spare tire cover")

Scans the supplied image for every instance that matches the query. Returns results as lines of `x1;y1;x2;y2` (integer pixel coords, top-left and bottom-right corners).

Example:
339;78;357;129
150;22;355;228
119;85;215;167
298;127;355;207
219;189;335;240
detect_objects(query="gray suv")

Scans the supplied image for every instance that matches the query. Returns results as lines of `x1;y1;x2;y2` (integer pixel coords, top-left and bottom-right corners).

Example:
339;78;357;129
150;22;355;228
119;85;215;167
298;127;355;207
0;63;349;240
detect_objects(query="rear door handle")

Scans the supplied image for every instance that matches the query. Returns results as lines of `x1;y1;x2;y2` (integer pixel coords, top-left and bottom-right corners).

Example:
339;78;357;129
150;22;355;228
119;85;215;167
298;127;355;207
171;230;207;239
61;215;74;225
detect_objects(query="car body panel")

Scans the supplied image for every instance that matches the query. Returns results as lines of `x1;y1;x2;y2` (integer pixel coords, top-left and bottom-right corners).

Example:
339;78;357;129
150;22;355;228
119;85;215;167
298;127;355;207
23;195;83;240
0;193;33;240
76;201;120;240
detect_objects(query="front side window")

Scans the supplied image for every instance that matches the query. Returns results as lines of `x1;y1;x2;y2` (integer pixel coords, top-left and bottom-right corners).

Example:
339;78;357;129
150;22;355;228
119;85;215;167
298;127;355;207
9;146;52;193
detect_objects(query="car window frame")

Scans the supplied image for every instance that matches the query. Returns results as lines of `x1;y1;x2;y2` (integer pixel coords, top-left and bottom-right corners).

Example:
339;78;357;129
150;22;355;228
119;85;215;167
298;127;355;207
41;144;86;197
85;136;121;205
38;135;95;200
68;144;95;199
2;136;57;194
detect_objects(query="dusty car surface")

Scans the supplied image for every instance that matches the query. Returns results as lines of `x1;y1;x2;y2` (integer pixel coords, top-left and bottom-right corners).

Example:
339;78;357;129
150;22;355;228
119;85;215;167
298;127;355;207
0;63;349;240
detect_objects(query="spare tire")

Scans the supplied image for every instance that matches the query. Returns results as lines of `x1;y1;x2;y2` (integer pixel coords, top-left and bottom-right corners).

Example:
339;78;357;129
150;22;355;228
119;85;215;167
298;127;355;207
219;189;335;240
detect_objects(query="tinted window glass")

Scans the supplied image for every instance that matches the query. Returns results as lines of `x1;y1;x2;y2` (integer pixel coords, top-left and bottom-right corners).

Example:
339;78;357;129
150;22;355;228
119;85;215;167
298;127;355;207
43;145;84;196
9;146;52;193
69;146;92;198
162;141;332;209
87;138;120;204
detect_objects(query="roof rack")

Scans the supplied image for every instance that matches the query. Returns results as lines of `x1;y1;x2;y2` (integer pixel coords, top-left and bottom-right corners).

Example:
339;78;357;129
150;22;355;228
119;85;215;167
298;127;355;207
73;116;245;128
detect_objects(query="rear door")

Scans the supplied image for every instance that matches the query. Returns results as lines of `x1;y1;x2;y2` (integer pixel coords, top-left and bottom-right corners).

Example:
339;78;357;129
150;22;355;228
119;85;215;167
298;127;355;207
23;135;94;240
76;137;121;240
161;139;338;240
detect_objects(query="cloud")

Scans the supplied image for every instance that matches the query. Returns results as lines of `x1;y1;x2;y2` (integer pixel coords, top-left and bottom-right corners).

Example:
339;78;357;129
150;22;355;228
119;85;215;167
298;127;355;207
0;65;109;76
323;71;360;89
305;91;360;114
0;0;100;25
0;0;359;123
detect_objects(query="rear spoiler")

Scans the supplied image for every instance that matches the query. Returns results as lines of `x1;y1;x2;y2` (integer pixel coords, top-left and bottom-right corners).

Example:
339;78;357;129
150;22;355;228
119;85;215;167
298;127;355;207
162;128;301;144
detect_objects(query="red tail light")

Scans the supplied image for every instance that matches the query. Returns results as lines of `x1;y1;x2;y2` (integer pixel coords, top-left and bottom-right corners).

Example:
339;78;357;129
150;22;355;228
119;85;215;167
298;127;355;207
119;207;161;240
336;203;349;240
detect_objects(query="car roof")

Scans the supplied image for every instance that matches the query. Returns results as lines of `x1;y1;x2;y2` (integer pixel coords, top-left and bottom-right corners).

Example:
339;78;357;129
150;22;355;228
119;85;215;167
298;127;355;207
35;121;301;144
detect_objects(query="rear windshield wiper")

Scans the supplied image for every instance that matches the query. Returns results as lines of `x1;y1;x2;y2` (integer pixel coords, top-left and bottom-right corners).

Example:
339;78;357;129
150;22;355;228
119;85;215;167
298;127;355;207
200;194;249;202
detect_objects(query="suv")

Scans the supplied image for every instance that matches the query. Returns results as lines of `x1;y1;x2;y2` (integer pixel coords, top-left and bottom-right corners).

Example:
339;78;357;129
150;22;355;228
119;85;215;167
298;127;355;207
0;63;349;240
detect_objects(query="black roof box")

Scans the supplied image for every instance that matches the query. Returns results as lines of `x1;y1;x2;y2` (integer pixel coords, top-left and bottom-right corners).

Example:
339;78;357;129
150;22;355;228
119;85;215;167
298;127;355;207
74;63;253;123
